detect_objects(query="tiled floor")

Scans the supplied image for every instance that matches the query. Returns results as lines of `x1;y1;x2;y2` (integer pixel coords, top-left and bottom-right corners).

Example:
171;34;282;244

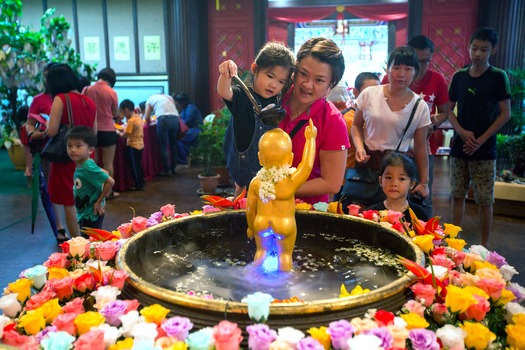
1;152;524;290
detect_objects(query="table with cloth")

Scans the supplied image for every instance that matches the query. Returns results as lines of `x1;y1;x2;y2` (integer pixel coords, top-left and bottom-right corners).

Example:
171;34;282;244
113;124;162;192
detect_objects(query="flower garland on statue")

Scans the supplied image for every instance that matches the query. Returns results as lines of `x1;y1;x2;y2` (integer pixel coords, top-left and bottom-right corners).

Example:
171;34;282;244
1;201;525;349
256;165;295;203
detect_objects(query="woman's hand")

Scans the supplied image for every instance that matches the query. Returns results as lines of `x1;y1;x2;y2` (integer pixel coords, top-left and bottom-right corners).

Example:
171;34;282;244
355;149;370;164
411;183;429;198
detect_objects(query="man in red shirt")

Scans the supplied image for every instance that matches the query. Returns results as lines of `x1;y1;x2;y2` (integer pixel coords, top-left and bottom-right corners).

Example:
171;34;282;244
382;35;449;217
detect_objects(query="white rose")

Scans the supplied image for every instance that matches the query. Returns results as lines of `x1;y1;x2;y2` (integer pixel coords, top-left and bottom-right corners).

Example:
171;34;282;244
499;265;518;281
0;315;11;338
0;293;22;318
132;321;158;345
436;324;467;349
426;265;448;280
92;323;122;348
469;245;489;259
91;285;121;309
119;310;144;338
277;327;305;348
347;334;382;350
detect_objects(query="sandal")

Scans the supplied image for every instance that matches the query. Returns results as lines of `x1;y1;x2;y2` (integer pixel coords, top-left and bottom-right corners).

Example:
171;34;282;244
56;229;69;245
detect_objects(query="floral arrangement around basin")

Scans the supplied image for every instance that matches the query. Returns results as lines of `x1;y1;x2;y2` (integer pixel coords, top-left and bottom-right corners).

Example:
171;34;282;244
1;201;525;350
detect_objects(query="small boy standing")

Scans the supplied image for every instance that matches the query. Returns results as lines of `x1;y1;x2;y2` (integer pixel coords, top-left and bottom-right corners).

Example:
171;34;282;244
117;99;145;190
448;27;511;247
65;126;115;231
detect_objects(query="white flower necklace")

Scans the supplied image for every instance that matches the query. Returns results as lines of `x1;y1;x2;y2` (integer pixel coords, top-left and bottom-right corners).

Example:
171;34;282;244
256;165;295;203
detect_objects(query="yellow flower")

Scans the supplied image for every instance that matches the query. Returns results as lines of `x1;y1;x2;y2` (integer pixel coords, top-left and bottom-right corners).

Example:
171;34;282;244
495;288;516;306
307;326;331;350
445;237;466;251
512;314;525;326
443;223;462;238
190;210;202;215
48;267;69;280
109;338;134;350
8;278;32;303
507;324;525;349
74;311;106;335
460;322;496;350
327;202;339;214
473;260;497;271
445;285;477;313
408;230;415;238
18;308;46;335
399;312;429;329
39;298;63;324
295;202;312;210
140;303;170;325
462;286;489;299
167;341;189;350
413;234;434;254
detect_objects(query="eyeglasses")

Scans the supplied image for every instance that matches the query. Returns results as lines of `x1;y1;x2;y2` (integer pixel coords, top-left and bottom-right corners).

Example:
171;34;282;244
418;59;431;65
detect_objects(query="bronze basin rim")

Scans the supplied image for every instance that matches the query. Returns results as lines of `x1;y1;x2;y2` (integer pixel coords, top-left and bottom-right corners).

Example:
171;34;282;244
117;210;424;315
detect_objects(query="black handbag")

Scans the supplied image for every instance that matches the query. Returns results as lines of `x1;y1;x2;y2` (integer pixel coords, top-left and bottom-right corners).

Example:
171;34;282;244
41;94;74;163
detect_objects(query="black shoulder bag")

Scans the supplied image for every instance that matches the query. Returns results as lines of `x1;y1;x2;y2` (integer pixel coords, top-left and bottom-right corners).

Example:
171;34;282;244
41;94;74;163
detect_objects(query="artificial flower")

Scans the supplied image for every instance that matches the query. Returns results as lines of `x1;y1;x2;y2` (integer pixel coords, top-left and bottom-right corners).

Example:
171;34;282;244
445;285;477;314
412;234;434;254
40;331;76;350
186;327;214;350
131;216;149;233
161;316;194;340
242;291;274;323
46;276;74;301
307;326;331;350
408;328;440;350
247;323;278;350
347;333;382;350
435;324;467;349
347;204;360;216
297;336;325;350
411;283;437;307
20;264;48;289
277;326;305;347
400;312;429;330
42;252;69;269
140;303;170;325
212;320;243;350
91;285;121;309
161;204;176;218
373;310;394;327
74;329;105;350
443;223;462;238
506;323;525;349
460;321;496;350
363;327;393;349
100;299;128;326
39;297;63;323
47;266;70;280
74;311;106;335
69;236;90;258
0;293;22;317
7;278;32;302
52;312;78;335
18;308;46;335
327;319;354;349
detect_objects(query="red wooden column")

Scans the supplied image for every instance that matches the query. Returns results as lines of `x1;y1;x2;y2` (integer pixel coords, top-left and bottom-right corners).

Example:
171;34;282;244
420;0;479;83
207;0;255;111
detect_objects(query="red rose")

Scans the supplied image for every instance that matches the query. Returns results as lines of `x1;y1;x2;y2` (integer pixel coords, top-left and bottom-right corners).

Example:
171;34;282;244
74;272;96;293
374;310;395;326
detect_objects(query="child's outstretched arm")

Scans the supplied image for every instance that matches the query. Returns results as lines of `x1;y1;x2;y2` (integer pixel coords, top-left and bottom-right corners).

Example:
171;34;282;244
291;119;317;188
217;60;238;102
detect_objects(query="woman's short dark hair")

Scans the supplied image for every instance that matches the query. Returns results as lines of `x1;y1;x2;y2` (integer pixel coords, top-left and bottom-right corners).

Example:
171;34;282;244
47;64;80;97
387;46;420;77
97;67;117;87
296;37;345;88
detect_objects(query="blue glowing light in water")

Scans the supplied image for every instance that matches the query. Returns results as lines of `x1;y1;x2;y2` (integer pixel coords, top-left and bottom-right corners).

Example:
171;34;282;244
257;228;280;273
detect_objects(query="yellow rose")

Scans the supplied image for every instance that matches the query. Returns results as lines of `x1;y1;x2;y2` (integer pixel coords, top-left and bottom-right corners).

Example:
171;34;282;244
475;267;504;281
109;337;134;350
445;238;466;251
473;260;497;271
74;311;106;335
460;321;496;350
462;286;489;299
443;223;462;238
507;324;525;349
8;278;32;303
327;202;339;213
307;326;331;350
400;312;429;329
445;285;477;314
512;314;525;325
48;267;70;280
463;252;483;271
18;308;46;335
39;298;63;324
496;288;516;306
167;341;189;350
295;202;312;210
413;234;434;254
190;210;202;215
140;304;170;325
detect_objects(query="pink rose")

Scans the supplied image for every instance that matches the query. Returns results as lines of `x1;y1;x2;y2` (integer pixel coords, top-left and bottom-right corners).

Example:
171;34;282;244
1;328;34;347
94;241;119;261
404;300;426;317
46;277;74;301
477;277;505;301
62;297;85;315
103;269;129;289
430;254;456;270
237;198;247;209
131;216;148;233
123;299;140;313
462;294;490;321
43;252;70;269
347;204;361;216
411;283;437;307
73;329;105;350
451;250;466;266
431;303;450;325
213;320;243;350
52;312;78;335
161;204;176;218
73;272;96;293
385;210;403;225
68;237;90;258
24;290;56;311
118;222;133;238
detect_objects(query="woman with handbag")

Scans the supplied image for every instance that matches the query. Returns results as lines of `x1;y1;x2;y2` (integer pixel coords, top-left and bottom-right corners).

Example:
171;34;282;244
45;64;97;243
349;46;431;209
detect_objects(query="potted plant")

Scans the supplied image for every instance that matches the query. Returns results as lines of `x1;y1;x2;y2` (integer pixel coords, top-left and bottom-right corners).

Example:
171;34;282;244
191;107;230;193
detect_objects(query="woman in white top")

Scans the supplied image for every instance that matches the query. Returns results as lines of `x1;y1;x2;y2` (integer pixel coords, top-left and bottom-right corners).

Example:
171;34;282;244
351;46;431;200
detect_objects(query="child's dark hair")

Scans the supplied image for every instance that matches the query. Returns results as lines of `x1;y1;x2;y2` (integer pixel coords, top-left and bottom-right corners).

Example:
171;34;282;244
470;27;498;47
65;126;97;147
387;46;420;77
296;37;345;89
253;42;296;93
354;72;380;92
407;35;435;53
119;99;135;111
380;151;417;180
97;67;117;87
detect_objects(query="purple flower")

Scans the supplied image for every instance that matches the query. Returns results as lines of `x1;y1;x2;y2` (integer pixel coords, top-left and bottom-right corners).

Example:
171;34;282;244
409;328;440;350
99;300;128;326
246;323;277;350
297;336;324;350
327;319;355;350
161;316;193;340
36;325;58;343
363;327;393;349
486;251;507;268
507;283;525;303
149;211;163;224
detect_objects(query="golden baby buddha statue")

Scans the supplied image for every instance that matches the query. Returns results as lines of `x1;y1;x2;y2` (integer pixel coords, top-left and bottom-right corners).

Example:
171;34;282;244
246;119;317;272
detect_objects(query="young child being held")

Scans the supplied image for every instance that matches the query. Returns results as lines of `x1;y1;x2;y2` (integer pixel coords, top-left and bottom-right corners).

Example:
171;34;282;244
65;126;115;232
117;99;145;190
218;41;296;197
367;151;429;223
